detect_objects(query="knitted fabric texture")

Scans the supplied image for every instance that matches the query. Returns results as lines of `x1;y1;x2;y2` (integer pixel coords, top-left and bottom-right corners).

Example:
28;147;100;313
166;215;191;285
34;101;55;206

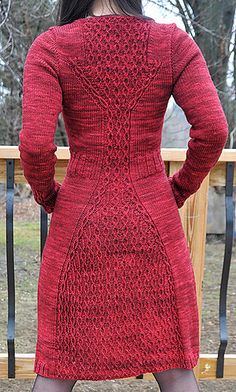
18;15;228;381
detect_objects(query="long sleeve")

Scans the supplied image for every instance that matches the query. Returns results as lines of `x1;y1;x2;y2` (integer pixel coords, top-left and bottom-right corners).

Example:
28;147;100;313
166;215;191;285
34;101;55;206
168;23;228;208
18;28;62;213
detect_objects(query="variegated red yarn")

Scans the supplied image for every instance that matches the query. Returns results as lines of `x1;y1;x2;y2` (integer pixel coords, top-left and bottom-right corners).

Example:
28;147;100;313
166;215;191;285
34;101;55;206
18;15;228;381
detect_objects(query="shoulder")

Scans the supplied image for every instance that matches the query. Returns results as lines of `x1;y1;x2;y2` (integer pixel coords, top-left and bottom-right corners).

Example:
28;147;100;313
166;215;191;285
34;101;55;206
150;21;175;34
149;21;190;45
26;27;56;57
24;27;59;70
169;23;196;50
149;21;186;55
29;23;75;49
150;21;194;47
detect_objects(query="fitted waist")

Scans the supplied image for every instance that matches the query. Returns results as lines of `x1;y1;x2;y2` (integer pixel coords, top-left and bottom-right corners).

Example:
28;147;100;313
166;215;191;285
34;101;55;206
67;149;164;181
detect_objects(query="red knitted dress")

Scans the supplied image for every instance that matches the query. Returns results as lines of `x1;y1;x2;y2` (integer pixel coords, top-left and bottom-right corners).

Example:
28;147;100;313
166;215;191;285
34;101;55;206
18;15;228;381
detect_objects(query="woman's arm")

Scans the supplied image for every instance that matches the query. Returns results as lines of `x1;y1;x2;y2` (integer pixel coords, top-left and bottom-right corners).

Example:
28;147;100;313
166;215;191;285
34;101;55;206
18;27;62;213
168;23;228;208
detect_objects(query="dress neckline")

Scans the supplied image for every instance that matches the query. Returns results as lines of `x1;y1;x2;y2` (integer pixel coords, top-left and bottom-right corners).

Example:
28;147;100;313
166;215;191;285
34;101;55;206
83;14;153;20
86;14;132;18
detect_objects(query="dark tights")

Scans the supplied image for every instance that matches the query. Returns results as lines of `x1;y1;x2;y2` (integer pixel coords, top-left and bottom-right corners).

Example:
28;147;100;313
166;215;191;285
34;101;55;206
31;368;200;391
31;375;77;392
153;368;200;392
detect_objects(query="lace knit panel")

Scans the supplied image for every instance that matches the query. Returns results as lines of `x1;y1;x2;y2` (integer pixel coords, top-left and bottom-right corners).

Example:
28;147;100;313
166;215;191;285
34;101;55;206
54;18;185;378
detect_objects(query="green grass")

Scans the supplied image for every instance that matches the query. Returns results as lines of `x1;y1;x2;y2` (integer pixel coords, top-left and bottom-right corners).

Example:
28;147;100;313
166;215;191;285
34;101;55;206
0;221;40;253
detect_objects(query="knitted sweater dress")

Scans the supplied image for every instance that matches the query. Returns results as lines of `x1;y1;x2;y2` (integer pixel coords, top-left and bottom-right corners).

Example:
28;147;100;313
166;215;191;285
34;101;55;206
18;14;228;381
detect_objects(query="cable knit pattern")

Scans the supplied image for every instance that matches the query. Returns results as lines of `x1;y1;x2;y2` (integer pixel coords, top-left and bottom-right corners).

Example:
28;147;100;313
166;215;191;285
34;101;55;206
18;15;228;381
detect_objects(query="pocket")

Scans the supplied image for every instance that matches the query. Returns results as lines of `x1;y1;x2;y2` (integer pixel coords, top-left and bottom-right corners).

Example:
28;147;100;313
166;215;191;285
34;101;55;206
66;152;93;179
131;150;164;181
51;177;68;214
166;175;180;209
66;154;81;177
153;150;165;174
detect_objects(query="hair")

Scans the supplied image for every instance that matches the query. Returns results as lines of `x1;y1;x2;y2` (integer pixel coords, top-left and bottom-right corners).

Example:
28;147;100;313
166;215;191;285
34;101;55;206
56;0;154;26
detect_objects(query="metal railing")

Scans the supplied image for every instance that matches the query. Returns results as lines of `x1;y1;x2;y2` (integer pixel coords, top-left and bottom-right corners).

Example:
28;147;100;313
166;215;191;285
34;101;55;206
0;146;235;381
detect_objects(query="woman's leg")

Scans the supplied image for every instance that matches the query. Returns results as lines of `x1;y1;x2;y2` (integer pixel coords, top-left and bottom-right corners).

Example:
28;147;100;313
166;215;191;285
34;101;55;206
31;374;77;392
153;368;200;392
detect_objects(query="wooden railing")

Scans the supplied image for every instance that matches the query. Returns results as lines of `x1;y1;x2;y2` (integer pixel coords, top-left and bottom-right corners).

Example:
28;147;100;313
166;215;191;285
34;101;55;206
0;146;235;381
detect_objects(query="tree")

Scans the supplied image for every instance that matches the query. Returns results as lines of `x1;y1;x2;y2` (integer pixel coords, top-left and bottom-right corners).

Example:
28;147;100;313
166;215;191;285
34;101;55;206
154;0;236;147
0;0;65;146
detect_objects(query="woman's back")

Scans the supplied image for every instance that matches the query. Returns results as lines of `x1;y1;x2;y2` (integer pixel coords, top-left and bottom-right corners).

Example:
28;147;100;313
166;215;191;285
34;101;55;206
18;14;228;382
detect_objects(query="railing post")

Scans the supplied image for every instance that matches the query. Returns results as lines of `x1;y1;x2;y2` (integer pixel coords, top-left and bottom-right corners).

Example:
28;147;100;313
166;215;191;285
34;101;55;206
216;161;235;377
6;159;16;378
40;207;49;262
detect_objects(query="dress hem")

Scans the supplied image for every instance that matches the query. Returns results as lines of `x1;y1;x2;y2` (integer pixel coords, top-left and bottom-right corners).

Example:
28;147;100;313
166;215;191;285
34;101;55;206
33;354;199;381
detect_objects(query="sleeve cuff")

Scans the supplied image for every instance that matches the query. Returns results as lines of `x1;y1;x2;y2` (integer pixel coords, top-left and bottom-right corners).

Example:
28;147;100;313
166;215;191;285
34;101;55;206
167;176;185;209
33;180;61;213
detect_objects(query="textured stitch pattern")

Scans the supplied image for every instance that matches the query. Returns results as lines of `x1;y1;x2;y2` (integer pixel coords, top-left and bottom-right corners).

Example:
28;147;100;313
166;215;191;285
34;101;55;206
54;17;185;378
18;15;228;381
55;17;187;377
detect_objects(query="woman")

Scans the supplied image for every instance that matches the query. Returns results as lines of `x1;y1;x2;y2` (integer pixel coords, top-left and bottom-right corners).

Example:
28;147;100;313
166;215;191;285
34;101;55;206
18;0;228;391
